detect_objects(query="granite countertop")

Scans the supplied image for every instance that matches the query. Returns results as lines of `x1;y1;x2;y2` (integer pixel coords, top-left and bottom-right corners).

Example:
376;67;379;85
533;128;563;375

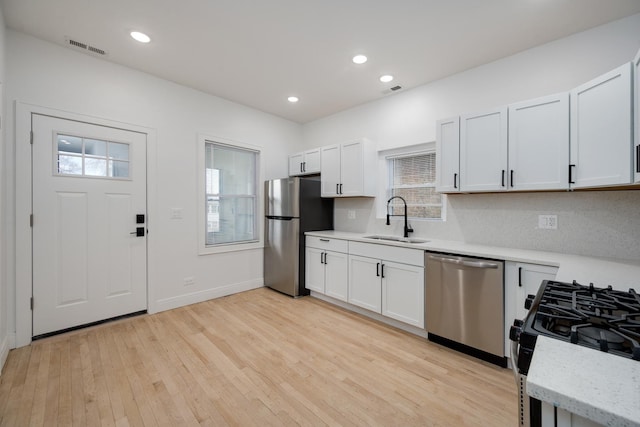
527;336;640;427
305;230;640;289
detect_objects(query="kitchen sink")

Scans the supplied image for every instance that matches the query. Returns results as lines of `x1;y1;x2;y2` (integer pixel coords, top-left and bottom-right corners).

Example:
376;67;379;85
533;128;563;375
363;235;429;244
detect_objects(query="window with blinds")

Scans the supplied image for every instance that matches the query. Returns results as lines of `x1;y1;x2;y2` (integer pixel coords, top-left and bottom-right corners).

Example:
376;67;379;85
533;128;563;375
387;151;443;220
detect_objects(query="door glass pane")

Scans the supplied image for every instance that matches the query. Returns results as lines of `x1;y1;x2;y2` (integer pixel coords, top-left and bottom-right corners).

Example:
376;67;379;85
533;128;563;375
58;155;83;175
57;135;83;154
85;158;107;176
84;139;107;157
109;160;129;178
108;142;129;160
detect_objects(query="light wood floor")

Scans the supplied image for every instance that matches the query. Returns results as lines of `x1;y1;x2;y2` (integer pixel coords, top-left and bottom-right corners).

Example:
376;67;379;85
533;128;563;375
0;288;517;426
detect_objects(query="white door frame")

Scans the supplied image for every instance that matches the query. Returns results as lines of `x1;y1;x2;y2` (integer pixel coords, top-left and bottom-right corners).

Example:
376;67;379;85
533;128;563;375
15;102;157;347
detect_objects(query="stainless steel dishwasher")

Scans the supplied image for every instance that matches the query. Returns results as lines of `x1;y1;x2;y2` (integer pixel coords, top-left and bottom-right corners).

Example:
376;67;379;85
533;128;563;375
425;252;505;366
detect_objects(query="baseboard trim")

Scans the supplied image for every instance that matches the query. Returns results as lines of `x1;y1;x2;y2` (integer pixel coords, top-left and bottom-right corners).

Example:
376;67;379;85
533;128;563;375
0;333;11;375
154;279;264;313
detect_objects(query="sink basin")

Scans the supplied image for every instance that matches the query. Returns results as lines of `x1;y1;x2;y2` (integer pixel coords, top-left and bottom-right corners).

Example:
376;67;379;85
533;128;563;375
363;235;429;244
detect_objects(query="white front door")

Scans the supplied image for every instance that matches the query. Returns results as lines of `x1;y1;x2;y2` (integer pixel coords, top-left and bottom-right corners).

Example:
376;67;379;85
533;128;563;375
31;114;148;337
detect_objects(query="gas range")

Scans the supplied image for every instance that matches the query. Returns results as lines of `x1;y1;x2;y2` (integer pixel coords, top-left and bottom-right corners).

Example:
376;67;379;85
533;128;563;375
509;280;640;426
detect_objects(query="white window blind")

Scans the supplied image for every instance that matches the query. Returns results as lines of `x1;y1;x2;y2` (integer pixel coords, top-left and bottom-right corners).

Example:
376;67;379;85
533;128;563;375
205;141;258;246
387;151;443;220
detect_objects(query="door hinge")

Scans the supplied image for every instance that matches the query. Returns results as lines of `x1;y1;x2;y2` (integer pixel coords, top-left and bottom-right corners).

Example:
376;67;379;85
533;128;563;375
30;130;34;145
30;297;34;310
30;214;33;227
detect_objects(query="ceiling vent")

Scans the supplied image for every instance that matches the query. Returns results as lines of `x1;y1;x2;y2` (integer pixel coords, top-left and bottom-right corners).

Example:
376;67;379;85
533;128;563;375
382;85;403;95
65;37;108;57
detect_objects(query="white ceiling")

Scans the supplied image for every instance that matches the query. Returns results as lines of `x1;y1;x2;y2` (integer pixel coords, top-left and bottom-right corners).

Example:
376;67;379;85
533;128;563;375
3;1;640;123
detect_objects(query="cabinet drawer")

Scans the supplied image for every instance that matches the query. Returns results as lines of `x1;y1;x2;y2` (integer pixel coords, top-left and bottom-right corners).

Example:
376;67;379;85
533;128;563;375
306;236;348;253
349;241;424;267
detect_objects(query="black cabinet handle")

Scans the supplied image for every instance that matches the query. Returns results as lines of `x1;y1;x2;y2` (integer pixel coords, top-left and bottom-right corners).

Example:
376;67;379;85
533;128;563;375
323;252;327;265
454;173;458;189
376;262;380;277
510;170;514;188
518;267;522;287
501;170;505;187
569;164;576;184
381;264;385;278
300;163;303;173
636;145;639;173
302;161;306;173
339;183;343;194
336;183;339;195
320;252;324;264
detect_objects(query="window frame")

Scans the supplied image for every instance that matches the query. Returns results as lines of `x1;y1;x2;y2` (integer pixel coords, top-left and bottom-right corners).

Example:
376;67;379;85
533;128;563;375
197;133;264;255
377;142;446;222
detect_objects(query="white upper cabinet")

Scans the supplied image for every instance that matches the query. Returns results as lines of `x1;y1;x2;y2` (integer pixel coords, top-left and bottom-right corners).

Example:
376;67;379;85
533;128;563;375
435;116;460;193
460;107;508;192
320;139;376;197
634;48;640;183
508;93;570;191
288;148;321;176
570;62;633;189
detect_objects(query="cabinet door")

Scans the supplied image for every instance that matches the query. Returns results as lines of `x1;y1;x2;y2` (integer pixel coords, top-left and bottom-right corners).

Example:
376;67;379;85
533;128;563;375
324;251;348;301
340;140;365;196
320;144;341;197
635;49;640;183
515;264;558;320
508;93;569;191
288;152;304;176
304;148;321;174
348;255;381;313
435;117;460;193
460;108;508;192
305;247;326;293
381;262;424;328
570;63;633;188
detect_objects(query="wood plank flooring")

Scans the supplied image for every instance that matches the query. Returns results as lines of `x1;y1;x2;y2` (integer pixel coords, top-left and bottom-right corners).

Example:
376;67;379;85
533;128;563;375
0;288;517;426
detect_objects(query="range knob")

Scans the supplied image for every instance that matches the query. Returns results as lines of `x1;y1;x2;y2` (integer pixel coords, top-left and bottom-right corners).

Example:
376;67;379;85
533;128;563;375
509;319;524;341
524;294;536;310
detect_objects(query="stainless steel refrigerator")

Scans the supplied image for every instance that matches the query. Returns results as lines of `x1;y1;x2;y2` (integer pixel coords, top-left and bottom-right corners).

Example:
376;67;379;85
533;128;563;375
264;177;333;297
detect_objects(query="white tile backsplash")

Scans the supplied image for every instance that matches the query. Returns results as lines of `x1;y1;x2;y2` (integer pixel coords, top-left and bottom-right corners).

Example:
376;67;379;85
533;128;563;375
334;190;640;261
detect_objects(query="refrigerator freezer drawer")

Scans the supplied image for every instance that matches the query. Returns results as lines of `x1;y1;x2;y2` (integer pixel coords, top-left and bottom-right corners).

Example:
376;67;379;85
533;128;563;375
264;217;300;296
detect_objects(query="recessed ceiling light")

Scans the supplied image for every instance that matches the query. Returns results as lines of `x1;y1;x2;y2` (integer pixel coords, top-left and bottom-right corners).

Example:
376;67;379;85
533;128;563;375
352;55;368;65
380;75;394;83
287;96;299;103
130;31;151;43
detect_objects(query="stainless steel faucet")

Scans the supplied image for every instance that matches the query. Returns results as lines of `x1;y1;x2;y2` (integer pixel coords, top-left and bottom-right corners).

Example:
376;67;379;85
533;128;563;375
386;196;413;238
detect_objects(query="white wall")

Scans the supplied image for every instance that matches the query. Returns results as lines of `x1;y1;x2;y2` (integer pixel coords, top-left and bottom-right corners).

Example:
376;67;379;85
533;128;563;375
0;5;8;370
303;13;640;262
4;30;302;346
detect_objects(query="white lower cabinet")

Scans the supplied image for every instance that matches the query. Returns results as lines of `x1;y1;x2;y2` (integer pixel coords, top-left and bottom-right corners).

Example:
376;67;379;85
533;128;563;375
381;261;424;328
348;242;425;328
305;237;348;301
348;255;382;312
504;261;558;357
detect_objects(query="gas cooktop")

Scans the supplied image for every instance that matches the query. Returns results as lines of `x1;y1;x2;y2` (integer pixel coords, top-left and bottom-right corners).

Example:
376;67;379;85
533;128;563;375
525;280;640;361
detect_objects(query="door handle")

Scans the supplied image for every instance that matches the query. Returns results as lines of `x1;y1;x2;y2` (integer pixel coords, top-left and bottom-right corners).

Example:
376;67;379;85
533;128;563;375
510;170;514;188
130;227;145;237
453;173;458;189
376;262;380;277
339;183;343;194
336;183;339;195
501;170;505;187
381;264;385;278
569;164;576;184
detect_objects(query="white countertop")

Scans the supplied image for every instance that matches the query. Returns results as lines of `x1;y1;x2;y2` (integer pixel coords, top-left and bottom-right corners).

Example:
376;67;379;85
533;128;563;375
305;230;640;289
527;336;640;427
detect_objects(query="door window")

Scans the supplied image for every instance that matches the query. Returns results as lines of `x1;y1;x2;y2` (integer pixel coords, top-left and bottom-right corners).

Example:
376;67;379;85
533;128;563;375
56;134;130;179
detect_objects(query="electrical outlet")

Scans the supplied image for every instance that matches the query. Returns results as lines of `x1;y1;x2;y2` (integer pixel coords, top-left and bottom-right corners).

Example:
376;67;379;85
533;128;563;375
348;210;356;220
538;215;558;230
183;276;195;286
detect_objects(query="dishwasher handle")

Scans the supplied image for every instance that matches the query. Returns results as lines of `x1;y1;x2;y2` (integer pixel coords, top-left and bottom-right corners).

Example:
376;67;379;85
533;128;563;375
426;254;500;269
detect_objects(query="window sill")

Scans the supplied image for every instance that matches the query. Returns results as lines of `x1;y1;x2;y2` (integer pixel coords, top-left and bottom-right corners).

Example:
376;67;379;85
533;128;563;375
198;240;263;255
